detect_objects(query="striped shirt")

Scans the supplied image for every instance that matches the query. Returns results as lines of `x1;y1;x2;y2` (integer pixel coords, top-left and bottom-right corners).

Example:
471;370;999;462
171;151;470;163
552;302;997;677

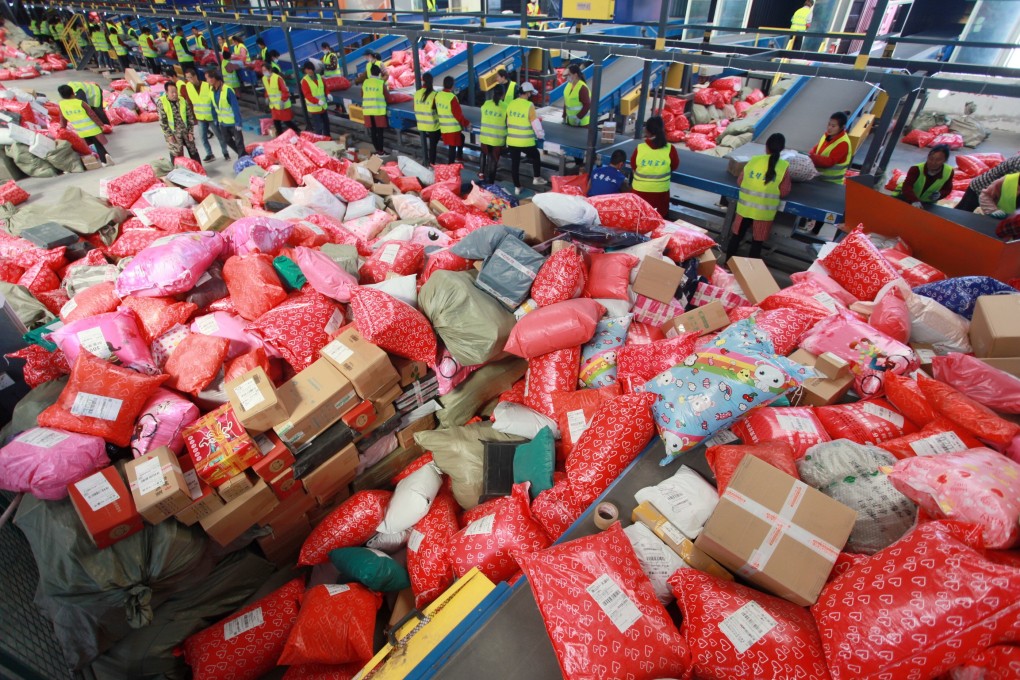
970;155;1020;193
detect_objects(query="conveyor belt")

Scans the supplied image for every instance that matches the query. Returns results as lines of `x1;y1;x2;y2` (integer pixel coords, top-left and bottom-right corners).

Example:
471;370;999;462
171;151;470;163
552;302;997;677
429;45;511;82
345;35;409;76
754;77;875;153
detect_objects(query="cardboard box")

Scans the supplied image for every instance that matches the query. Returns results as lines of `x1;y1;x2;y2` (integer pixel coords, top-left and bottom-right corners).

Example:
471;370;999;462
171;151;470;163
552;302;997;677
358;402;397;441
258;487;317;528
978;357;1020;379
301;442;359;500
68;467;143;549
631;502;733;582
124;448;192;524
217;471;255;502
632;256;686;304
200;479;279;547
343;400;378;433
788;349;854;407
696;455;857;606
226;367;287;435
815;352;850;380
292;419;357;476
320;327;400;401
82;155;102;171
183;403;260;488
193;193;244;231
174;478;224;525
501;203;555;244
429;200;449;215
661;301;729;338
257;520;310;565
727;158;748;178
728;257;780;304
273;358;358;449
251;431;296;481
910;342;936;372
970;295;1020;358
124;68;146;91
269;467;304;500
372;182;397;196
391;357;428;387
697;248;718;278
374;381;403;407
362;155;384;173
397;413;436;449
263;167;294;205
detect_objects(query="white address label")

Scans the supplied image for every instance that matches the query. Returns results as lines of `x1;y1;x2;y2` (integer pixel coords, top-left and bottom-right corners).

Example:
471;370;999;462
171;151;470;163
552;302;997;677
812;292;839;312
898;256;922;269
566;409;589;443
379;242;401;265
586;574;642;634
324;309;344;336
464;514;495;537
323;340;354;364
71;392;123;421
194;314;219;335
233;378;265;412
183;468;203;500
408;528;425;552
325;584;351;596
910;431;967;457
77;327;111;359
16;428;69;448
704;429;738;447
719;601;778;653
135;456;167;495
862;402;904;428
776;413;818;434
75;471;120;512
223;607;264;640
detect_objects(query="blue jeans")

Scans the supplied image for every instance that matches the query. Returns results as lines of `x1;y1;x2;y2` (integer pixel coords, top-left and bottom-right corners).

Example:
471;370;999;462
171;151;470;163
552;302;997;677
310;111;329;137
197;119;225;157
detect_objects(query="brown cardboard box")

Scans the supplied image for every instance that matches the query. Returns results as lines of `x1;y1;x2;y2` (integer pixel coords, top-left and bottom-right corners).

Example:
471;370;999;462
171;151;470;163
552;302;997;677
217;471;255;503
193;194;244;231
301;443;359;500
501;203;555;244
631;502;733;582
697;248;718;278
910;342;936;372
815;352;850;380
970;295;1020;358
200;480;279;547
174;482;224;525
269;467;304;500
726;158;748;177
696;455;857;606
661;301;729;338
124;447;192;524
273;358;359;448
343;400;378;433
728;256;780;304
391;357;428;387
251;431;296;481
362;155;384;173
429;200;449;215
373;382;403;408
309;485;353;517
263;167;294;205
397;413;436;449
358;402;397;441
372;182;397;196
68;467;143;549
257;520;310;565
788;349;854;407
258;487;317;527
632;256;685;304
124;68;146;91
82;155;102;171
979;358;1020;379
320;327;400;400
226;367;287;435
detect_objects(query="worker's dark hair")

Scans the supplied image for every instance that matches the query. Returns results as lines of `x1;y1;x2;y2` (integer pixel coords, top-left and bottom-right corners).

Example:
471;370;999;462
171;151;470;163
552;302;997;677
321;41;331;49
231;35;242;42
610;149;627;166
497;68;508;79
370;51;381;60
370;64;381;76
165;81;178;91
420;72;434;100
268;49;280;60
141;26;151;33
206;70;222;82
568;63;586;83
175;26;183;33
805;0;814;5
764;132;785;184
491;83;504;106
185;66;199;77
57;84;73;98
256;38;266;45
929;143;952;161
302;60;315;72
830;111;849;130
644;116;667;148
443;75;454;89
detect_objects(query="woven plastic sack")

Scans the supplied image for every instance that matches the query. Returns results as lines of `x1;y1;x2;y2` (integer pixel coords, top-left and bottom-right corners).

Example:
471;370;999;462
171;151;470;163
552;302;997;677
816;398;918;444
247;291;343;371
163;333;230;396
419;270;516;367
221;217;293;258
876;419;981;460
731;407;830;458
107;164;160;209
616;333;698;390
933;352;1020;414
524;347;581;419
670;569;829;680
131;387;200;457
349;287;436;364
184;578;303;680
116;232;224;298
918;373;1020;446
880;248;946;287
505;298;604;359
49;307;158;374
38;351;167;447
448;483;551;583
587;193;664;233
299;490;393;566
519;523;692;680
819;227;900;301
813;520;1020;680
278;584;381;666
0;428;108;500
913;276;1017;320
223;254;287;321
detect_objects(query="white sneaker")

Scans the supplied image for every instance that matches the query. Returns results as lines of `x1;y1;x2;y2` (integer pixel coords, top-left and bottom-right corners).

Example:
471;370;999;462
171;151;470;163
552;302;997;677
532;177;548;187
104;156;115;166
514;186;522;195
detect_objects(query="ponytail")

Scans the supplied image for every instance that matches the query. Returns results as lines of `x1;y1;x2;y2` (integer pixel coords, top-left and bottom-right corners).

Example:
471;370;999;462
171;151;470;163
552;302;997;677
645;116;667;149
492;83;504;106
764;133;786;185
420;73;433;101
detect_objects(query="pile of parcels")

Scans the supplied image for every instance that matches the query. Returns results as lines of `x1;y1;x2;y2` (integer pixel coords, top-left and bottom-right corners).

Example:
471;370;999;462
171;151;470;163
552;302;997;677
1;125;1020;679
0;22;71;80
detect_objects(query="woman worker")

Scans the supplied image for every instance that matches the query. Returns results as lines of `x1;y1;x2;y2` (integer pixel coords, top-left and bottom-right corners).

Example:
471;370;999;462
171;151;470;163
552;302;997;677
479;84;507;184
979;170;1020;220
562;64;590;127
894;144;954;207
630;116;679;219
724;133;791;260
809;111;853;184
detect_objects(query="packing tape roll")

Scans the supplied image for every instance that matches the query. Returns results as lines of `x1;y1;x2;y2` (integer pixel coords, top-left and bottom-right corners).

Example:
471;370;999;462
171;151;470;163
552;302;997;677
593;501;619;530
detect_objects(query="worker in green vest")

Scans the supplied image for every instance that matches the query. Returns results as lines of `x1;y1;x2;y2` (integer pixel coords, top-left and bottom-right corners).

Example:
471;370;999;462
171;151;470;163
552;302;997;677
496;69;516;102
90;24;113;70
140;27;160;75
39;18;50;40
254;38;268;64
414;72;440;165
68;80;110;126
981;172;1020;219
506;82;547;193
174;27;195;67
191;27;208;53
562;64;590;126
29;17;38;37
894;144;955;207
158;82;200;164
725;133;791;260
630;116;678;218
57;83;111;165
301;61;330;137
809;111;852;184
109;28;129;71
321;42;342;78
427;0;437;12
262;62;299;136
435;75;469;164
206;69;245;158
790;0;814;49
183;67;220;161
479;84;507;184
363;64;388;153
361;51;387;82
127;26;139;42
220;45;242;89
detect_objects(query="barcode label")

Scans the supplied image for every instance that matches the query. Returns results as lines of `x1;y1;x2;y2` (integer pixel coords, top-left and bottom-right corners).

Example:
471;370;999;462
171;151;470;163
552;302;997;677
586;574;642;634
812;292;838;312
183;468;203;500
776;413;818;434
705;429;738;447
567;409;589;443
323;340;354;364
915;348;936;364
77;327;111;359
301;220;325;235
71;392;123;421
325;584;351;596
194;315;219;335
408;529;425;552
910;431;966;457
75;471;120;511
661;485;693;511
379;243;401;265
61;298;78;317
324;309;343;335
719;601;778;653
899;256;922;269
464;514;495;537
862;402;904;428
135;456;166;495
223;607;264;640
16;428;69;448
255;434;276;455
233;378;265;412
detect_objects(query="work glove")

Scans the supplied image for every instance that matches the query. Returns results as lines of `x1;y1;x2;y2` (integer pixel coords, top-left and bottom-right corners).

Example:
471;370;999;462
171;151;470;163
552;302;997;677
991;210;1008;219
911;202;923;209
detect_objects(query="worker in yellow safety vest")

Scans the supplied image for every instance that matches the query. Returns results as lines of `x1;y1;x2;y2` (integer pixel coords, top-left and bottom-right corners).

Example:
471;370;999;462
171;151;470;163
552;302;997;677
140;27;161;75
790;0;814;49
109;28;128;71
631;116;679;218
505;82;547;193
230;35;249;63
563;63;591;126
29;18;38;37
361;51;387;82
527;0;541;27
980;172;1020;219
262;62;300;136
183;67;220;161
479;84;508;184
435;75;469;165
67;80;110;126
90;24;114;70
191;27;208;52
893;144;955;206
39;18;50;39
174;27;194;66
725;133;791;260
206;69;245;159
301;61;330;137
321;42;342;78
57;83;111;165
496;68;516;102
809;111;852;184
414;72;440;165
363;64;389;154
158;81;200;165
220;45;242;89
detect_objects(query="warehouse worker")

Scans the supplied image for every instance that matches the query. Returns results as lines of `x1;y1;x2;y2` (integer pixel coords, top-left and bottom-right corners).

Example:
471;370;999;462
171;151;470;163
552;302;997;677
220;45;242;90
790;0;813;50
321;42;342;78
158;24;170;42
436;75;469;164
159;82;200;164
979;172;1020;219
140;27;160;75
894;144;954;207
191;27;208;52
174;27;195;71
57;84;111;165
109;27;129;71
68;80;110;126
184;67;220;162
527;0;541;28
39;17;50;40
363;51;388;81
955;153;1020;212
301;61;330;137
230;35;249;63
91;23;113;71
588;149;628;196
126;25;139;42
206;69;245;159
254;37;268;64
809;111;852;184
506;82;547;193
414;72;441;166
479;84;507;184
265;49;284;75
563;64;590;127
29;16;38;37
496;68;516;102
262;62;299;136
362;64;389;154
724;133;791;260
631;116;679;219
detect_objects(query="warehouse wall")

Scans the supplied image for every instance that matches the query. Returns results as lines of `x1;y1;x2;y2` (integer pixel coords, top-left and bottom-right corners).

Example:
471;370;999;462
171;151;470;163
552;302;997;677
923;91;1020;133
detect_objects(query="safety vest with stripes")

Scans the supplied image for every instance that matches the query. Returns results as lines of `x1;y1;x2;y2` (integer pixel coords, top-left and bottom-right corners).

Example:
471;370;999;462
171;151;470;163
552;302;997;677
322;52;341;78
479;100;507;146
435;91;460;134
505;97;536;148
414;88;438;132
812;132;852;184
362;77;386;117
183;81;213;121
76;29;89;48
54;23;65;38
998;173;1019;215
222;59;241;89
91;29;109;51
263;73;291;111
504;80;516;102
564;80;589;126
213;86;237;125
791;6;812;31
110;32;127;56
59;98;101;139
894;162;953;203
232;43;248;61
29;21;37;34
736;155;790;221
303;75;327;113
141;35;158;58
364;59;383;78
69;81;103;108
173;35;193;62
632;142;673;192
161;96;191;132
39;21;50;37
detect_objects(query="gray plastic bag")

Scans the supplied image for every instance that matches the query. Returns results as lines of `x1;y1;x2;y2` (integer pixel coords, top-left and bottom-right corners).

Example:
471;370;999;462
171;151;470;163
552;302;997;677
419;270;517;366
474;235;545;310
